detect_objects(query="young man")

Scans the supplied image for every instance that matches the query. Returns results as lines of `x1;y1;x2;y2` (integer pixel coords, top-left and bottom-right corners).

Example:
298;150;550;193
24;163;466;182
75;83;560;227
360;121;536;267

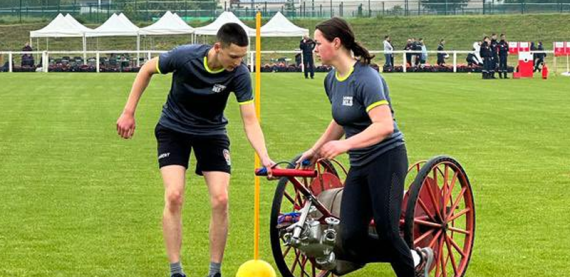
116;23;275;277
300;35;316;79
497;34;509;79
437;39;446;66
383;35;394;70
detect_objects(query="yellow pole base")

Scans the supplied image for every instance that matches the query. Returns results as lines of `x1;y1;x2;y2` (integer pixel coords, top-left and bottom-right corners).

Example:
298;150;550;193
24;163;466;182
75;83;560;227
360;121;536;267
236;259;276;277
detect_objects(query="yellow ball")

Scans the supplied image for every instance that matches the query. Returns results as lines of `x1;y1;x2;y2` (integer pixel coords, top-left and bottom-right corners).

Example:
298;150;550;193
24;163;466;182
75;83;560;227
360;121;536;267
236;260;276;277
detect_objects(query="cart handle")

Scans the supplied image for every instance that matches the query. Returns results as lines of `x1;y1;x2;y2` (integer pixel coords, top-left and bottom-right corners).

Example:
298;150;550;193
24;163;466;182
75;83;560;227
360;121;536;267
255;167;317;178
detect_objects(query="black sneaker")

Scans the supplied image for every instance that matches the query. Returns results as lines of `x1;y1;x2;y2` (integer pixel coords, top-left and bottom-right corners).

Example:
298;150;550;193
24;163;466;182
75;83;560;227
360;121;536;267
330;259;365;276
414;247;434;277
206;273;221;277
171;274;186;277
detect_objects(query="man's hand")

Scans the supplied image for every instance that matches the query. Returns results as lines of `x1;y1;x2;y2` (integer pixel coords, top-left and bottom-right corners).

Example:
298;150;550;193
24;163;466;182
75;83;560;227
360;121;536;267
319;140;350;160
116;112;136;139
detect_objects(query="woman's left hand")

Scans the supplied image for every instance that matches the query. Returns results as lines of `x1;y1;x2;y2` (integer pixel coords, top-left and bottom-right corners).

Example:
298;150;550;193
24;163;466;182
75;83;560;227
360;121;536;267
319;140;350;160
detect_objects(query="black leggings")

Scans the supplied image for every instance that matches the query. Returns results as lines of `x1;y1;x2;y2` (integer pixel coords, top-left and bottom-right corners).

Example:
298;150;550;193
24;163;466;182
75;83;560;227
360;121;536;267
339;145;414;277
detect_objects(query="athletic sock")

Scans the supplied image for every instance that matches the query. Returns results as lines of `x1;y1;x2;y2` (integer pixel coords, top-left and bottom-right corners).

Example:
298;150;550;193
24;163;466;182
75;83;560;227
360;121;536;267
170;261;184;276
209;261;221;276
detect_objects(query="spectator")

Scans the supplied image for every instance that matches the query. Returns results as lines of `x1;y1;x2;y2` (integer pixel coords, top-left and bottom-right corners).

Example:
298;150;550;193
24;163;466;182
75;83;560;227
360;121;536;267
497;34;509;79
473;41;483;65
437;39;447;66
21;42;34;67
295;53;302;67
419;38;427;66
300;35;316;79
480;36;494;79
404;38;413;66
533;41;546;72
466;50;483;66
413;38;422;66
383;35;394;69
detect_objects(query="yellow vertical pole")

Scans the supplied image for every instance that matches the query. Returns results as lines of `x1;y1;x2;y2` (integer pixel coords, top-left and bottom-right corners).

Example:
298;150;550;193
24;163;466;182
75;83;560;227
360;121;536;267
253;10;262;261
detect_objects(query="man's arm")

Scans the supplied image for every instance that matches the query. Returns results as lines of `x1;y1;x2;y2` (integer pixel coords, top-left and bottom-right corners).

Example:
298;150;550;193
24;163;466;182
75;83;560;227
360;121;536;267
116;57;160;139
239;103;274;168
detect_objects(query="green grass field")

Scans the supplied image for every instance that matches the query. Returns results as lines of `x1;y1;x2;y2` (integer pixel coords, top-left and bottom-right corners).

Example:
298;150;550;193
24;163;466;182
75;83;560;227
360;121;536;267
0;72;569;276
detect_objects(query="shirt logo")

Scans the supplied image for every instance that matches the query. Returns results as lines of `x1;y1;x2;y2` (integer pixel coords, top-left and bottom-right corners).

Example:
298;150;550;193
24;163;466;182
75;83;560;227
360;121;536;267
212;84;226;93
342;96;353;106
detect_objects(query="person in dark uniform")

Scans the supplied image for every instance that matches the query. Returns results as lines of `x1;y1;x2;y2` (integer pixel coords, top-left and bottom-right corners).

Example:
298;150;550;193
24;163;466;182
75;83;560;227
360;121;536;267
413;38;422;66
404;38;413;67
480;36;493;79
437;39;446;66
116;23;276;277
497;34;509;79
534;41;547;72
490;33;499;79
299;17;435;277
300;35;316;79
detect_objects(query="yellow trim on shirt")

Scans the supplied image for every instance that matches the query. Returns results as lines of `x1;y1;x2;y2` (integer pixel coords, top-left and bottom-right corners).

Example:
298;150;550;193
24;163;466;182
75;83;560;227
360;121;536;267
204;56;224;74
238;99;254;105
335;66;354;82
155;56;162;74
366;100;389;112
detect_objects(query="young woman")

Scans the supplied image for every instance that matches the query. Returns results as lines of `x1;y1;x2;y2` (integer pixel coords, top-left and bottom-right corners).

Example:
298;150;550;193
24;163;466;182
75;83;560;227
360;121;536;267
297;18;434;277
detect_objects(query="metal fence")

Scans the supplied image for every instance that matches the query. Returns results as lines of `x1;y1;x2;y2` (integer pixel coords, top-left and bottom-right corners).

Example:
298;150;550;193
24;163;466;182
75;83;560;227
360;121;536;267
2;1;570;23
2;49;568;75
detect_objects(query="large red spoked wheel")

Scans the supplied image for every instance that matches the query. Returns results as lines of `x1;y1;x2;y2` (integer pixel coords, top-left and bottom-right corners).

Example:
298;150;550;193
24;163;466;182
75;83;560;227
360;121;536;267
402;156;476;277
269;156;343;277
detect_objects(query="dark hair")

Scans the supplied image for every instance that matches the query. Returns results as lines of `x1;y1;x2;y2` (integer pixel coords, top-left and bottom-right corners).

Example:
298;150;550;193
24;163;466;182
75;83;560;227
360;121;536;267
385;35;390;39
315;17;375;65
440;39;445;43
217;23;248;47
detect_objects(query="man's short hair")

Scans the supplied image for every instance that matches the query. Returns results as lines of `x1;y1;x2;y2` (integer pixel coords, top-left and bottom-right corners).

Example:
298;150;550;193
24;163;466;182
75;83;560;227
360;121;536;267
217;23;249;47
385;35;389;39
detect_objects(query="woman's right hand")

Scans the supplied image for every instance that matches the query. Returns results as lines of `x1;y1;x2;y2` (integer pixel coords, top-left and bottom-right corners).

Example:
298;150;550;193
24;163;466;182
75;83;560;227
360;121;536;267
296;148;318;169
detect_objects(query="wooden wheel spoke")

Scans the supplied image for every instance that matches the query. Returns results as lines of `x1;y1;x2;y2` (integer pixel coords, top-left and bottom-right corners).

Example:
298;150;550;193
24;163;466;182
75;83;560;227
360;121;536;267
443;171;459;208
446;187;466;221
414;228;435;245
448;226;470;235
418;197;438;222
283;245;292;257
434;232;445;277
448;207;470;222
424;178;444;220
290;249;301;273
283;191;295;205
446;233;467;257
444;235;459;275
415;218;443;229
428;229;443;249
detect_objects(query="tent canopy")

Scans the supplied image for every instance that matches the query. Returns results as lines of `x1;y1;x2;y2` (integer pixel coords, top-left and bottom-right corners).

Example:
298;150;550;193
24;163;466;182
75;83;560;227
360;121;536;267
30;13;86;38
260;12;309;37
194;11;255;36
86;13;140;37
140;11;194;35
64;14;93;33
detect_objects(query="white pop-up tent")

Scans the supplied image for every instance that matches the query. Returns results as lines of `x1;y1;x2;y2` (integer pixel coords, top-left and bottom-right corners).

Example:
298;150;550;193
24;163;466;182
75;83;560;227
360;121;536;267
86;13;141;64
194;11;256;37
65;14;93;59
30;13;93;60
30;13;83;38
260;12;309;37
139;11;194;35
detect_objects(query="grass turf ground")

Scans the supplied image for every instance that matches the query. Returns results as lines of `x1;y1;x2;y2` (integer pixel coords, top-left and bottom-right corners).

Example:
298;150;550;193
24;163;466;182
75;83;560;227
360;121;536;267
0;72;569;276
